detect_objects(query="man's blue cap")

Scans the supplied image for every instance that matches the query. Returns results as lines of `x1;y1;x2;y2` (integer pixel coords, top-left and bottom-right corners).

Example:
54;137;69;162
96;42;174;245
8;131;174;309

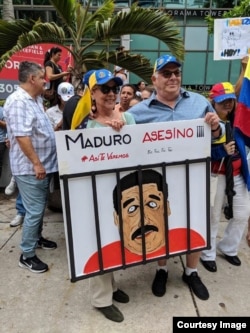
154;55;181;72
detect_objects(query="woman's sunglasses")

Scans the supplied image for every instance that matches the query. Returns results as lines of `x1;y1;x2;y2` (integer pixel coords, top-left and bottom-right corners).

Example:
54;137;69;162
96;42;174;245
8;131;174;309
97;85;120;94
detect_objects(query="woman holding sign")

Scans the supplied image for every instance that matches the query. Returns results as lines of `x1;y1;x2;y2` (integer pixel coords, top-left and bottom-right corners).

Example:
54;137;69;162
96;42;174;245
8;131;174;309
78;69;135;323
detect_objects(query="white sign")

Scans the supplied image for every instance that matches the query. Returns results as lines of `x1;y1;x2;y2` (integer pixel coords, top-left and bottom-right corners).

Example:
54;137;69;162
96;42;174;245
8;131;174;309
214;17;250;60
55;119;211;281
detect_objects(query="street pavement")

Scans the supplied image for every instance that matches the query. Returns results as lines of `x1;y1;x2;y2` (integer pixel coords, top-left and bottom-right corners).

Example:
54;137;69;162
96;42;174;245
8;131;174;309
0;190;250;333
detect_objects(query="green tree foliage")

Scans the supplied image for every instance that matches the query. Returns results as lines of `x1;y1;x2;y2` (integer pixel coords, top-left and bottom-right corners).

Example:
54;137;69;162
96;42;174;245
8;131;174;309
0;0;185;83
206;0;250;34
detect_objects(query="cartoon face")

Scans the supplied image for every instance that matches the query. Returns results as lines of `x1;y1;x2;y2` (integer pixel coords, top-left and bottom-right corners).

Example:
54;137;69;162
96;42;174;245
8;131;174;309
114;183;171;255
222;28;241;47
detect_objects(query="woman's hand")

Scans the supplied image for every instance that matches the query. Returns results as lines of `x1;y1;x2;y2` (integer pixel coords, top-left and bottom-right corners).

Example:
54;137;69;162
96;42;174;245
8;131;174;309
105;119;125;131
67;66;74;73
224;140;235;155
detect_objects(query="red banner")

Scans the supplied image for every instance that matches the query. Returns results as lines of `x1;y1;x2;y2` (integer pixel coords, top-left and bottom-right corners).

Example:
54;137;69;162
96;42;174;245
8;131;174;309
0;43;70;99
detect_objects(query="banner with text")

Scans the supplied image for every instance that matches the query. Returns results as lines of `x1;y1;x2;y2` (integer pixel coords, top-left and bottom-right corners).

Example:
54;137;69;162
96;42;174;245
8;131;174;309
55;119;211;281
0;43;70;100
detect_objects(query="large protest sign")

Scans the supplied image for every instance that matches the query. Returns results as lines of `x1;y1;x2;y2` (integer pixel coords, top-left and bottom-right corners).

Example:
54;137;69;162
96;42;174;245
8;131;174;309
0;43;70;100
214;17;250;60
55;119;211;282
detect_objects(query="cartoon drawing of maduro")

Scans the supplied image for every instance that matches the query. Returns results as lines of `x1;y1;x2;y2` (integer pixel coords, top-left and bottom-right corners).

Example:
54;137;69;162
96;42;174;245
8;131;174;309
84;169;205;274
113;169;171;255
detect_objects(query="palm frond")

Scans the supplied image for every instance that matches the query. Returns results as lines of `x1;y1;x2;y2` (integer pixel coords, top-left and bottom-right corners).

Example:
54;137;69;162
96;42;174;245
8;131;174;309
0;21;66;70
0;19;33;55
51;0;115;40
95;6;184;60
79;50;154;83
49;0;78;27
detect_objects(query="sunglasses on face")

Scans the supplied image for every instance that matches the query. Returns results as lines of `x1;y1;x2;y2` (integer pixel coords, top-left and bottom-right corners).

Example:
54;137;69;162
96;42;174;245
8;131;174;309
158;69;182;79
97;85;120;94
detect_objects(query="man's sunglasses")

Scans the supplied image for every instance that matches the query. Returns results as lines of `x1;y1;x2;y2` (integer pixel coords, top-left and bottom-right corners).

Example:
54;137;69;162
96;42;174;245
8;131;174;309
97;85;120;94
158;70;182;79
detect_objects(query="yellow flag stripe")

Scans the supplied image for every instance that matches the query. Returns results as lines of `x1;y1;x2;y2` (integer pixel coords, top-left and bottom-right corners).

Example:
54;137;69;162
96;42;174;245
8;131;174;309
71;86;91;130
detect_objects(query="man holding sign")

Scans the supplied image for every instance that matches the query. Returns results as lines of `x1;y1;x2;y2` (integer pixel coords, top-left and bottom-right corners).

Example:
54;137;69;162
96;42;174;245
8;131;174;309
128;54;222;301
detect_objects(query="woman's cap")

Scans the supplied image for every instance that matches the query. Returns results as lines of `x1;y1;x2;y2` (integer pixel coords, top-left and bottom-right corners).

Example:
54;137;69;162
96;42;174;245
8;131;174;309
57;82;74;101
209;82;236;103
154;54;181;72
88;69;123;90
82;70;96;86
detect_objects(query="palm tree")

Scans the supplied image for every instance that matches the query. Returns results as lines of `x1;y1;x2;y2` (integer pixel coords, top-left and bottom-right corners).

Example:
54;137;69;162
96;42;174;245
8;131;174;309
2;0;14;22
0;0;184;83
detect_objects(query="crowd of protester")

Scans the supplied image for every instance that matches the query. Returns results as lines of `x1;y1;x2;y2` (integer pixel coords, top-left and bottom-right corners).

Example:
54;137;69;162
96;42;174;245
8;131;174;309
1;50;250;324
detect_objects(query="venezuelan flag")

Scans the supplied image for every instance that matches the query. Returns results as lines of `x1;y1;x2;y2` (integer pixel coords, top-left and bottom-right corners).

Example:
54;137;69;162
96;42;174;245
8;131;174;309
234;58;250;146
71;86;91;130
233;57;250;189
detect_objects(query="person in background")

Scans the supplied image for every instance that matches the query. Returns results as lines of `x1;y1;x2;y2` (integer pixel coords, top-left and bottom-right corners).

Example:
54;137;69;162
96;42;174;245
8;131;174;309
3;61;58;273
141;85;155;100
200;82;250;272
0;106;7;180
3;138;25;227
113;66;128;84
135;80;146;98
114;84;137;112
128;54;222;301
9;193;26;227
113;66;128;104
43;47;72;107
5;176;16;195
129;97;141;108
46;82;74;131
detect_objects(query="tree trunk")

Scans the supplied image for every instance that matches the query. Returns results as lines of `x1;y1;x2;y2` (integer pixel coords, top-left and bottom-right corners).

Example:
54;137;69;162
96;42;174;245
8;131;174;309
2;0;15;22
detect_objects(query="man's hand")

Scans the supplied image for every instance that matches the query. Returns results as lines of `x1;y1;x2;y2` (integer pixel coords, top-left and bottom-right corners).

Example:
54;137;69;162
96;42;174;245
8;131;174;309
34;163;47;180
204;112;220;129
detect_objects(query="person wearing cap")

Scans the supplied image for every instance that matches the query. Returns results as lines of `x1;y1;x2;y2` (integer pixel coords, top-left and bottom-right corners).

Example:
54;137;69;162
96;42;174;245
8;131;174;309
65;68;135;322
200;82;250;271
128;54;223;301
46;82;74;131
87;69;135;322
3;61;58;273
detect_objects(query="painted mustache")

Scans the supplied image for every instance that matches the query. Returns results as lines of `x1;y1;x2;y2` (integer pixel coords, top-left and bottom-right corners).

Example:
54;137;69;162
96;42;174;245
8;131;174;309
132;225;158;240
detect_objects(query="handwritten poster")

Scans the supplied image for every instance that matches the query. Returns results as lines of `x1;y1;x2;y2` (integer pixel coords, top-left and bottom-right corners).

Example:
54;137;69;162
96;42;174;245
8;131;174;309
214;17;250;60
